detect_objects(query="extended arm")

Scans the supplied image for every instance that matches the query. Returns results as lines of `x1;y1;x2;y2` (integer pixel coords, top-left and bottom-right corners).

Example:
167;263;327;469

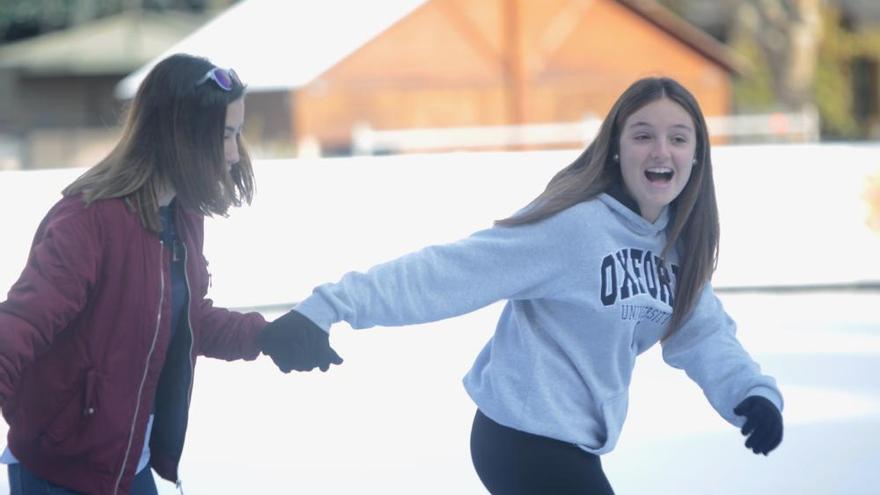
295;213;577;332
264;210;581;372
661;283;784;455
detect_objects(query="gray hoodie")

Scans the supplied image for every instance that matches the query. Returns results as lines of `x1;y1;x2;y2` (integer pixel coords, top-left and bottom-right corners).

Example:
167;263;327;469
295;193;783;454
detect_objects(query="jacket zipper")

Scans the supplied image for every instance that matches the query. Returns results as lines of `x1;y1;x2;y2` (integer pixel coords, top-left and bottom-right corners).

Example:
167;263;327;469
172;239;196;490
113;239;165;494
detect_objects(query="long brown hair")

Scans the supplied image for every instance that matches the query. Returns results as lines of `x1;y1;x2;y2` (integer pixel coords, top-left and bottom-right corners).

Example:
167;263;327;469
497;77;719;337
64;53;255;232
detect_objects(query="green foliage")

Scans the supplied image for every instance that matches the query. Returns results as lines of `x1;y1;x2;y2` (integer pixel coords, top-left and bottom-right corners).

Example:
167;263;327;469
729;37;777;113
0;0;73;26
729;3;880;140
813;5;880;139
813;8;859;139
0;0;123;40
0;0;230;42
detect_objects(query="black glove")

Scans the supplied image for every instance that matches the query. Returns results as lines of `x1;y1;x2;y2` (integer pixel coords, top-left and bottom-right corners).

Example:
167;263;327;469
733;395;783;455
258;310;343;373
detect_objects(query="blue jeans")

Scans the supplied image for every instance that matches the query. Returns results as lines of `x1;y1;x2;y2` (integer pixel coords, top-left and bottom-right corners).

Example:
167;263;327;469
8;463;158;495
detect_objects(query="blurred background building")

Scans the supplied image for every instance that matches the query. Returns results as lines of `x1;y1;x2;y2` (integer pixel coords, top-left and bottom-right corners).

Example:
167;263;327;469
280;0;744;156
1;0;878;169
0;0;233;169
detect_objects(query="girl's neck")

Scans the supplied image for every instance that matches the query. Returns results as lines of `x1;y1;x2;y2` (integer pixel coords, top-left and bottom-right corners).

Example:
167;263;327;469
156;183;176;207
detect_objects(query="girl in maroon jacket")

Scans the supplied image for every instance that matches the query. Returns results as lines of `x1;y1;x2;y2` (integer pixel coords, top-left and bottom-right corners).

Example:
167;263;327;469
0;53;340;495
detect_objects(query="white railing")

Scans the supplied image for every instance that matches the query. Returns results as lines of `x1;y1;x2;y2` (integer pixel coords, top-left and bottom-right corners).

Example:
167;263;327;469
351;106;821;155
351;117;603;154
704;105;821;141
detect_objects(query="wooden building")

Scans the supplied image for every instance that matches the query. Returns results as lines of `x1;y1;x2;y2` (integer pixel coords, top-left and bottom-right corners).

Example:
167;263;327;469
118;0;745;157
294;0;743;155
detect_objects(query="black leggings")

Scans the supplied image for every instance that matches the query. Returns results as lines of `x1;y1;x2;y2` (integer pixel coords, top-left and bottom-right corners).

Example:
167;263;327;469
470;409;615;495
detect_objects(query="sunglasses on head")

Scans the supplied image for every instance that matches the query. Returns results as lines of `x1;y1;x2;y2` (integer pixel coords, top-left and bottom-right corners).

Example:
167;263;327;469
195;67;239;91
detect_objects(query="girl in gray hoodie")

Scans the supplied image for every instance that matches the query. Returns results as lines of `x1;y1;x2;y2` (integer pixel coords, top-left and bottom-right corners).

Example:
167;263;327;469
261;77;784;494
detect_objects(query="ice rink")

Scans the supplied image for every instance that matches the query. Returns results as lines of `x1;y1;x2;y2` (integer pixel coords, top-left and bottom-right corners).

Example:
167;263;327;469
1;144;878;493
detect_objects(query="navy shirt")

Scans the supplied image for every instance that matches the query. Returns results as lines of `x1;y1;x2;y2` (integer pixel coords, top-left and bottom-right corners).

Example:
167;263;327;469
159;201;188;337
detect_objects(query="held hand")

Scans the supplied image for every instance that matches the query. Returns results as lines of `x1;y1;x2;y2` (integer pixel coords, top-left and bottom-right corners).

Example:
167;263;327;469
733;396;783;455
258;310;343;373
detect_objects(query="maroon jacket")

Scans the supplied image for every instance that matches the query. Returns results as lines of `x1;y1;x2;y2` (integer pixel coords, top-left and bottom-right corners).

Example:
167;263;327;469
0;194;267;494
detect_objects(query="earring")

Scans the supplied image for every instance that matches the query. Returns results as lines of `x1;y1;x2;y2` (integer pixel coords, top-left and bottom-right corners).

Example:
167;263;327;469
613;154;619;162
692;158;697;165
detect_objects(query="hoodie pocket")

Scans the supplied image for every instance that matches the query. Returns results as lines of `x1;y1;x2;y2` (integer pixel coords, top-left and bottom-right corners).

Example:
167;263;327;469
41;368;101;445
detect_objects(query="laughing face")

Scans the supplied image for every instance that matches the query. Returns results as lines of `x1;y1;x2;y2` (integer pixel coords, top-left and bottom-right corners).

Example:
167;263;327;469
618;97;697;222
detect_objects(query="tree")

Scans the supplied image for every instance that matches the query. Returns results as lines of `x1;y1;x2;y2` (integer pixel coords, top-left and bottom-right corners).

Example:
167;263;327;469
0;0;234;43
813;3;880;139
664;0;880;139
732;0;824;112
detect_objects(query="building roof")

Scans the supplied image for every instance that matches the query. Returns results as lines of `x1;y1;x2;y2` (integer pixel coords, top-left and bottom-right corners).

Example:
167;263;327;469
115;0;427;98
0;10;207;76
116;0;743;99
617;0;746;74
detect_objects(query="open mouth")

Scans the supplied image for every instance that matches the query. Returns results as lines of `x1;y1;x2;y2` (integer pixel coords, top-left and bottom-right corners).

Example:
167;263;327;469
645;167;674;184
